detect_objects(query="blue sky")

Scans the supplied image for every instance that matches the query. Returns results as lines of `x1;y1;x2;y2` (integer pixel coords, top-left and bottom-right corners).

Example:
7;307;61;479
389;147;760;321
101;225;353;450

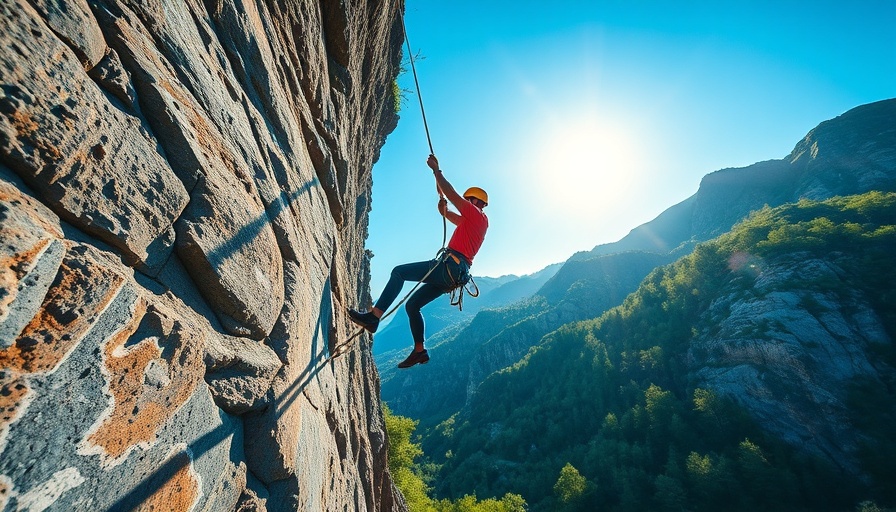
367;1;895;295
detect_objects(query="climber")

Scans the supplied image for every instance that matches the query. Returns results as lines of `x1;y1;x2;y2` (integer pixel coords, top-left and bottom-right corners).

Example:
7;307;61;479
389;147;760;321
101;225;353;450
348;154;489;368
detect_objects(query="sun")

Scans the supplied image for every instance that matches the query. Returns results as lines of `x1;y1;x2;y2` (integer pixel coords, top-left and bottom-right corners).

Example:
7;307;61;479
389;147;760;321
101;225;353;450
534;116;644;217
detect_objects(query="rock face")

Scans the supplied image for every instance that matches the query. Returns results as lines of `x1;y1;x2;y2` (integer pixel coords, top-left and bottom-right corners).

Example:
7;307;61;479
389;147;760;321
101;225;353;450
0;0;405;510
690;252;893;474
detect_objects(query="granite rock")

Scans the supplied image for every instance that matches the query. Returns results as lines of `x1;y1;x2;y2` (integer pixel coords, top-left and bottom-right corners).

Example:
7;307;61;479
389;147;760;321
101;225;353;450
0;0;404;509
690;254;893;473
0;0;189;273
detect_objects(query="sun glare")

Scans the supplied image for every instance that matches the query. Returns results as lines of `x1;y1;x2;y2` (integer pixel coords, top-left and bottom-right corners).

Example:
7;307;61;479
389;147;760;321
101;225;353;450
534;117;643;217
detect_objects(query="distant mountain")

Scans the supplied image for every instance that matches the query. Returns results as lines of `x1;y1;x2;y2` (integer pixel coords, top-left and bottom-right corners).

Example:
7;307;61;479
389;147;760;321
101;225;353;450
372;263;562;355
585;98;896;257
426;192;896;511
380;99;896;433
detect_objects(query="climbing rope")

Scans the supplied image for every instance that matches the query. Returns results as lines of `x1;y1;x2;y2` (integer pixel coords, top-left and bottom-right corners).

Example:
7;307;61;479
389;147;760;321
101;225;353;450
400;7;434;156
399;5;447;249
327;7;466;362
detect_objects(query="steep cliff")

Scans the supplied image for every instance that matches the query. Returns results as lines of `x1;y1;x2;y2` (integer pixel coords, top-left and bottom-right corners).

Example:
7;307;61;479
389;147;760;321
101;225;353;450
690;252;893;476
0;0;404;510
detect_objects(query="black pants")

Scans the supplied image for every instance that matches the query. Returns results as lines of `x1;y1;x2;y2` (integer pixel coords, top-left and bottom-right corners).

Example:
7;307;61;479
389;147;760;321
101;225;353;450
373;254;469;346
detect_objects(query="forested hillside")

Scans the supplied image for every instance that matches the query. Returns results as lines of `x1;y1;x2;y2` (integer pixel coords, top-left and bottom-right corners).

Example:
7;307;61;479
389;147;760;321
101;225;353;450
420;192;896;511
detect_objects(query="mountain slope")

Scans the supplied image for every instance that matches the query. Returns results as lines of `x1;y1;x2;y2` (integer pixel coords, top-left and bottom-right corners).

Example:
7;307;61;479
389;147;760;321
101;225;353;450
426;192;896;511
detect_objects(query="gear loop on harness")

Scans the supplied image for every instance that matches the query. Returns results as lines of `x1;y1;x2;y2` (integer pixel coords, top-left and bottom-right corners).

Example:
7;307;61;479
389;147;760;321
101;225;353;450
448;275;478;312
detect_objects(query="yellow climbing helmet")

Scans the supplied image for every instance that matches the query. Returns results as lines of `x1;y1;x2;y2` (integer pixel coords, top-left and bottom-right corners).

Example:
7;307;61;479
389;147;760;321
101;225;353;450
463;187;488;206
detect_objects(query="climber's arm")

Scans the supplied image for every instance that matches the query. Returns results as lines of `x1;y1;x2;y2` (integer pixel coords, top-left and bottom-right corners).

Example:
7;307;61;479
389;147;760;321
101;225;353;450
438;197;461;225
427;154;466;210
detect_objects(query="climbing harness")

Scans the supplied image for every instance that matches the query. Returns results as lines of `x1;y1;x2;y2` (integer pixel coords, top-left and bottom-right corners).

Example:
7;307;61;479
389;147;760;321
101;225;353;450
444;250;479;311
449;276;479;312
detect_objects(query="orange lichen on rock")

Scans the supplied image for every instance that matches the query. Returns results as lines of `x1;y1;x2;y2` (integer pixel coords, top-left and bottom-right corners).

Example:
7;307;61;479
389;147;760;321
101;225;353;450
9;108;62;162
0;237;54;317
0;188;64;238
84;298;204;462
0;187;63;240
133;448;201;512
0;372;29;433
0;253;125;374
10;109;38;138
0;179;64;322
0;476;9;510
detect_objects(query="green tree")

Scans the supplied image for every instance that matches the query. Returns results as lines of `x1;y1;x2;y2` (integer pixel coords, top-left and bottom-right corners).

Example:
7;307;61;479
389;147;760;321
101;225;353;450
420;192;896;511
386;405;423;474
435;493;527;512
385;405;527;511
384;405;435;511
554;463;587;504
693;388;723;428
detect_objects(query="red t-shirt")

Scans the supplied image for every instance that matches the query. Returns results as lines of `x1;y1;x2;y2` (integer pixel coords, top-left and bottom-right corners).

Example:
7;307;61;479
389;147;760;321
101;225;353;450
447;199;488;263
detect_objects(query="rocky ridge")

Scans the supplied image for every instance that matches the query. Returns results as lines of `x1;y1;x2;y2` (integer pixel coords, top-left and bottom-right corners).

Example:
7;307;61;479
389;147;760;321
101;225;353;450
423;193;896;510
590;98;896;256
0;0;404;510
691;251;893;474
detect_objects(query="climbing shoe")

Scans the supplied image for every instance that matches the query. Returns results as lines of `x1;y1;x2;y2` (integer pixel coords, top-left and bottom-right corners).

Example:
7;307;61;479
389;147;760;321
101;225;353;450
397;349;429;369
348;309;379;333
